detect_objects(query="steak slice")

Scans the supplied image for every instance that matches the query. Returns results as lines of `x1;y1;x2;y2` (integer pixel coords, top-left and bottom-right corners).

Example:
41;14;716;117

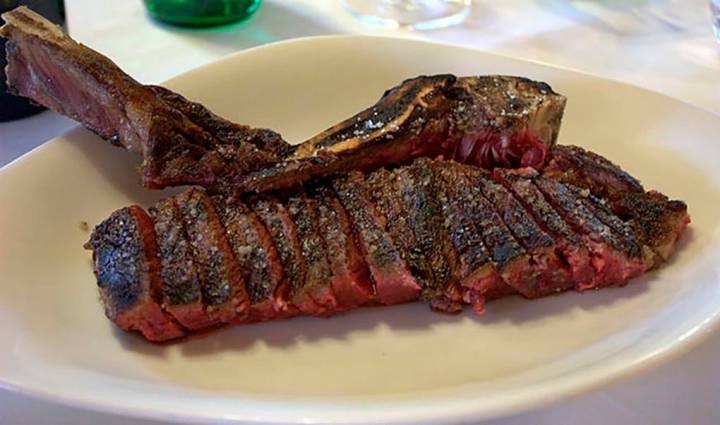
366;169;437;299
494;170;596;290
429;161;502;314
175;189;249;323
250;196;318;315
212;196;290;321
476;171;574;298
394;161;464;312
543;145;689;263
286;194;338;315
333;172;421;304
85;206;185;342
544;145;644;200
452;166;528;299
312;187;373;309
149;198;215;329
535;177;651;286
611;191;689;262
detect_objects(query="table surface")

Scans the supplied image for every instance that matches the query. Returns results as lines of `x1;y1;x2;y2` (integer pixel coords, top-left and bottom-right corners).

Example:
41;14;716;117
1;1;719;424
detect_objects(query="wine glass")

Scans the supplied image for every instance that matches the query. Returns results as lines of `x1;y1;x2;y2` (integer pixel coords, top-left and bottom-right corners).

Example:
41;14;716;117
343;0;472;30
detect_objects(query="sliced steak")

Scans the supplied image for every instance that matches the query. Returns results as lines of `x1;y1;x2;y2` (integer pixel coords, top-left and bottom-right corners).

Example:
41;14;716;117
250;196;319;315
494;169;596;290
212;196;291;322
286;194;338;315
612;191;689;262
544;145;644;200
429;161;502;314
535;177;650;286
312;186;374;309
394;161;464;312
366;169;437;299
85;206;185;341
477;170;574;297
332;172;421;304
457;166;539;299
175;189;249;323
149;198;216;329
544;146;689;263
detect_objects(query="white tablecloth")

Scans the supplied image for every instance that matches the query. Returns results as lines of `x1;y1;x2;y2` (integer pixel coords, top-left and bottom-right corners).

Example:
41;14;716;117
1;1;719;423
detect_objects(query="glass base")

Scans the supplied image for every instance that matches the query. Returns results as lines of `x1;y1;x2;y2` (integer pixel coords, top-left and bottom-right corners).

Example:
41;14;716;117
343;0;471;30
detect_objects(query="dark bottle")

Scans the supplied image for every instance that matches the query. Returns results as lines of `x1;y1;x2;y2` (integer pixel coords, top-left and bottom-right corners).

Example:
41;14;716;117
0;0;65;122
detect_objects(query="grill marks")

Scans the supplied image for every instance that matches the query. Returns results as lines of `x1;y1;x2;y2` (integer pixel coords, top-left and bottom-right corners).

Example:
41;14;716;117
366;169;436;300
88;158;687;342
394;162;463;312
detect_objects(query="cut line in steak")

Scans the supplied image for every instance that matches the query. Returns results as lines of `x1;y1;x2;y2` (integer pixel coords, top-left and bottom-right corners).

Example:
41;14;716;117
85;148;689;342
148;198;216;330
333;172;422;305
311;186;374;309
249;196;309;316
1;7;567;192
286;194;338;315
175;189;250;323
212;196;290;321
477;171;575;298
85;206;186;341
494;169;596;291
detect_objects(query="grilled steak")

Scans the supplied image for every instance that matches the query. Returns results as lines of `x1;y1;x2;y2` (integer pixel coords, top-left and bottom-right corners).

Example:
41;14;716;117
1;7;566;192
86;150;689;342
0;7;287;189
236;74;566;193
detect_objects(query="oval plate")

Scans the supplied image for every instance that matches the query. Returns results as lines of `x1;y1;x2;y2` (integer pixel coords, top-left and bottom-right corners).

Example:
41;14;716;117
0;36;718;424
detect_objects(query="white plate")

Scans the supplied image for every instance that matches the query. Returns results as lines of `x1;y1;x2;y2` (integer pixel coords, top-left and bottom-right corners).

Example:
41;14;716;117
0;36;718;425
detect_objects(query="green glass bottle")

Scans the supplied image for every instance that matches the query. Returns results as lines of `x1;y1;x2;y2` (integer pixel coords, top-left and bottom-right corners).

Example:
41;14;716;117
143;0;262;27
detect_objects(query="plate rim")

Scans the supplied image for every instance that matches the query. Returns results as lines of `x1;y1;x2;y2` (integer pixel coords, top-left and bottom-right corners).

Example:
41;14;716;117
0;34;718;424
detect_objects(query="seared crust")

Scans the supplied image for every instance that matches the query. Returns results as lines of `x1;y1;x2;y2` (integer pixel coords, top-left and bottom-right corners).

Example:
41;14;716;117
0;6;287;190
333;173;422;304
287;194;338;314
312;187;373;309
212;196;290;320
175;189;249;323
86;207;185;341
149;198;214;330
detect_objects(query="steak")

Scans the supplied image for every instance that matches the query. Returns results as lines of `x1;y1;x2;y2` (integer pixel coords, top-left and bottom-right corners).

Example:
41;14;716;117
333;172;422;304
212;196;289;321
86;151;689;342
311;186;373;309
286;194;338;314
175;189;250;323
1;7;566;192
148;198;216;330
85;206;185;341
0;7;287;190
